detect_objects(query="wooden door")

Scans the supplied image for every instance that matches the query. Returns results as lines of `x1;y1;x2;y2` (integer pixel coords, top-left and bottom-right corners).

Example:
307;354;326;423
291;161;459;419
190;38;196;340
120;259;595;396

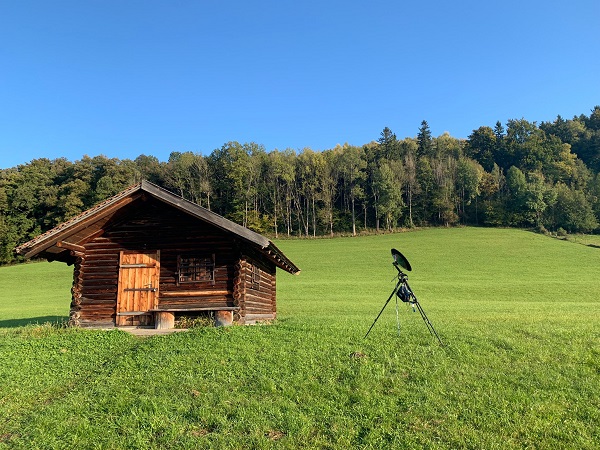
116;250;160;326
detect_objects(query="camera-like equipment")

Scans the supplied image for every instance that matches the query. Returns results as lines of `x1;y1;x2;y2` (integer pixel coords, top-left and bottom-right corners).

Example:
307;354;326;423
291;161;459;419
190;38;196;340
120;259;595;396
364;248;443;345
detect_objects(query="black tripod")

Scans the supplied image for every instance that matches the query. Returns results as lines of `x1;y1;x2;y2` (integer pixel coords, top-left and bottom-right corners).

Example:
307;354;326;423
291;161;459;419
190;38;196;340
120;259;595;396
364;249;443;346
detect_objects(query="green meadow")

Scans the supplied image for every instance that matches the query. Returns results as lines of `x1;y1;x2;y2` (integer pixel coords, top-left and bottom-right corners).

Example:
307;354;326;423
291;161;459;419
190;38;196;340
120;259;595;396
0;228;599;449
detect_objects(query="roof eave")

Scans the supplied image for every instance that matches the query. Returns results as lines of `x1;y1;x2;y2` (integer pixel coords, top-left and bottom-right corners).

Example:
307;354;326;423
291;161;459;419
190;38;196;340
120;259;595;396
265;242;300;275
14;188;142;258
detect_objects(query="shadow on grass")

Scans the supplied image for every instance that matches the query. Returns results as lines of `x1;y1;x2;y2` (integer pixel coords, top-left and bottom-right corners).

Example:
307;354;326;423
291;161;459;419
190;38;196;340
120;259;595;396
0;316;68;328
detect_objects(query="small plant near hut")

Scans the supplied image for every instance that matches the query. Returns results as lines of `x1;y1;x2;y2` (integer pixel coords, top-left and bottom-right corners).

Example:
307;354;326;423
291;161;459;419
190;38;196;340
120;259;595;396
175;313;215;329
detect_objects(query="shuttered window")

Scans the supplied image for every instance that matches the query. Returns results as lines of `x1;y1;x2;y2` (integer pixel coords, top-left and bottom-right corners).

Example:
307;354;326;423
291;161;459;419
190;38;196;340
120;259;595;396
178;255;215;284
251;264;260;289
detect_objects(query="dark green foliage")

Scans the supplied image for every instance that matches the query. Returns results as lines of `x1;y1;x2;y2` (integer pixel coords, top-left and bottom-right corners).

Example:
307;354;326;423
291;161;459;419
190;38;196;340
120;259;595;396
417;120;433;157
3;108;600;264
377;126;401;160
466;126;496;172
550;184;598;233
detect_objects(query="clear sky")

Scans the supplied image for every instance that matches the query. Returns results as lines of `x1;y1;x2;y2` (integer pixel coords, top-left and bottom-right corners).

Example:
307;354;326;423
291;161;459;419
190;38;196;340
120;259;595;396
1;0;599;169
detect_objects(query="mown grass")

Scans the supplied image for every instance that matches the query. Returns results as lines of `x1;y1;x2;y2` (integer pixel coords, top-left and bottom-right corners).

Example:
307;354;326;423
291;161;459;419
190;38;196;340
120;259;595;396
562;233;600;248
0;261;72;327
0;227;599;449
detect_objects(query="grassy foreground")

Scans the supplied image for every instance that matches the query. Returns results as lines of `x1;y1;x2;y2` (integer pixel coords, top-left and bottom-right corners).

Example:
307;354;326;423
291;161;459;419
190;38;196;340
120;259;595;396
0;227;599;449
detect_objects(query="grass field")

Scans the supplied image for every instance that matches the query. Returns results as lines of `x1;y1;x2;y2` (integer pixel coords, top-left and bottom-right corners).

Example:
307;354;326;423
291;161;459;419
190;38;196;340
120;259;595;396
562;233;600;248
0;227;599;449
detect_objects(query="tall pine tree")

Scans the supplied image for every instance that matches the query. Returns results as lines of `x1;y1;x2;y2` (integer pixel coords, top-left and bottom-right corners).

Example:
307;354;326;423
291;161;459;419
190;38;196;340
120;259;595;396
417;120;433;157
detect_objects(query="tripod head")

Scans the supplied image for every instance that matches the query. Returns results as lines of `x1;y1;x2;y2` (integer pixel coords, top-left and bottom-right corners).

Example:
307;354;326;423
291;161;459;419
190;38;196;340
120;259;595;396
391;249;412;301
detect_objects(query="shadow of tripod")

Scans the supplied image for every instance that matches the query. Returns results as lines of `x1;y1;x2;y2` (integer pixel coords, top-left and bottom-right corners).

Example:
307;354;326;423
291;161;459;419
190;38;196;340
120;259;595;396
364;249;443;346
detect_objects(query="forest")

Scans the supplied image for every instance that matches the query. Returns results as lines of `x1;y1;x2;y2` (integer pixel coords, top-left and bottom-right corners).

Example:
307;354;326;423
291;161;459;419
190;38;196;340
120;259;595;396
1;106;600;265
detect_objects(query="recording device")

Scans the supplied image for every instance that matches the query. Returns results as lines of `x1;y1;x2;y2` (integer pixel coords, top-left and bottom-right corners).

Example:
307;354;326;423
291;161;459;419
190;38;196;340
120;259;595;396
364;248;443;345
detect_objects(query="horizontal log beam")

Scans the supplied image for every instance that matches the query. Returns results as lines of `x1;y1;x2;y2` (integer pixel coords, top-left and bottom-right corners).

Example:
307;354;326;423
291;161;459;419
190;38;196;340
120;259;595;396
243;313;275;322
160;290;230;298
149;306;240;312
116;311;152;316
158;297;231;303
57;241;86;253
243;300;275;310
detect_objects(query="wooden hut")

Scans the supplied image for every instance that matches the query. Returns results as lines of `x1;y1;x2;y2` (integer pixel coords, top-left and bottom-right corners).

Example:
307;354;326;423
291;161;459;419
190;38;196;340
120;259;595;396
15;181;299;329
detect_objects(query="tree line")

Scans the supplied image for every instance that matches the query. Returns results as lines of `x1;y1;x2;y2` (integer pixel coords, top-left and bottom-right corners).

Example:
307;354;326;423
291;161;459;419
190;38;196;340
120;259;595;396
2;106;600;264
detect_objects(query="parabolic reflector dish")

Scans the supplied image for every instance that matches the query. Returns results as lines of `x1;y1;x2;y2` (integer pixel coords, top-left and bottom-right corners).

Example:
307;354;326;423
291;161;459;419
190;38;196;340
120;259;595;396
391;248;412;271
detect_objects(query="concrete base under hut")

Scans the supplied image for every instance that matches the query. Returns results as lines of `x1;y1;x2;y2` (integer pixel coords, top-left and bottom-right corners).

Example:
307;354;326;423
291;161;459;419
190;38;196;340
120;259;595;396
119;327;189;336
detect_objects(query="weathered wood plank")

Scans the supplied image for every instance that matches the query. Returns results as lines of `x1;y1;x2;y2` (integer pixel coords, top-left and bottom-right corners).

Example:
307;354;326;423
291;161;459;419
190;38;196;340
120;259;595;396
160;290;230;298
155;311;175;329
150;306;239;312
57;241;86;253
243;298;274;308
159;302;234;310
243;313;276;322
117;311;152;316
81;274;118;281
245;290;273;301
244;308;276;316
81;293;117;300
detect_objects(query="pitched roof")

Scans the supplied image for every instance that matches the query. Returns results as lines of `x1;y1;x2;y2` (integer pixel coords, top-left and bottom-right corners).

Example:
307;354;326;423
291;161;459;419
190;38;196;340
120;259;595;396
15;180;299;274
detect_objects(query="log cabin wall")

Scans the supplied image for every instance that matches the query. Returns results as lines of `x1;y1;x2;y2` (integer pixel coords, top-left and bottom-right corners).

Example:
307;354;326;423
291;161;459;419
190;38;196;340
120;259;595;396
69;256;85;326
72;197;243;327
237;255;277;324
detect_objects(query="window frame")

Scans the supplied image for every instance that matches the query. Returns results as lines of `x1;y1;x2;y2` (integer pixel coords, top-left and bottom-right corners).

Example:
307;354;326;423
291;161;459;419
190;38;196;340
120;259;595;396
177;254;215;285
251;263;261;290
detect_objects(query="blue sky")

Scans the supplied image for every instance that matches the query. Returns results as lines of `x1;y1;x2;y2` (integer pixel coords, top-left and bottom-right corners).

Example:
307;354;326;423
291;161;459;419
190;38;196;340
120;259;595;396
1;0;599;169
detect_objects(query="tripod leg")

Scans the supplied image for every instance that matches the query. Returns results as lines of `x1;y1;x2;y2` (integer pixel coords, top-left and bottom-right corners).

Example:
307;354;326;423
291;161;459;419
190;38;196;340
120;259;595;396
395;295;401;336
414;301;444;346
364;282;400;339
404;280;443;346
